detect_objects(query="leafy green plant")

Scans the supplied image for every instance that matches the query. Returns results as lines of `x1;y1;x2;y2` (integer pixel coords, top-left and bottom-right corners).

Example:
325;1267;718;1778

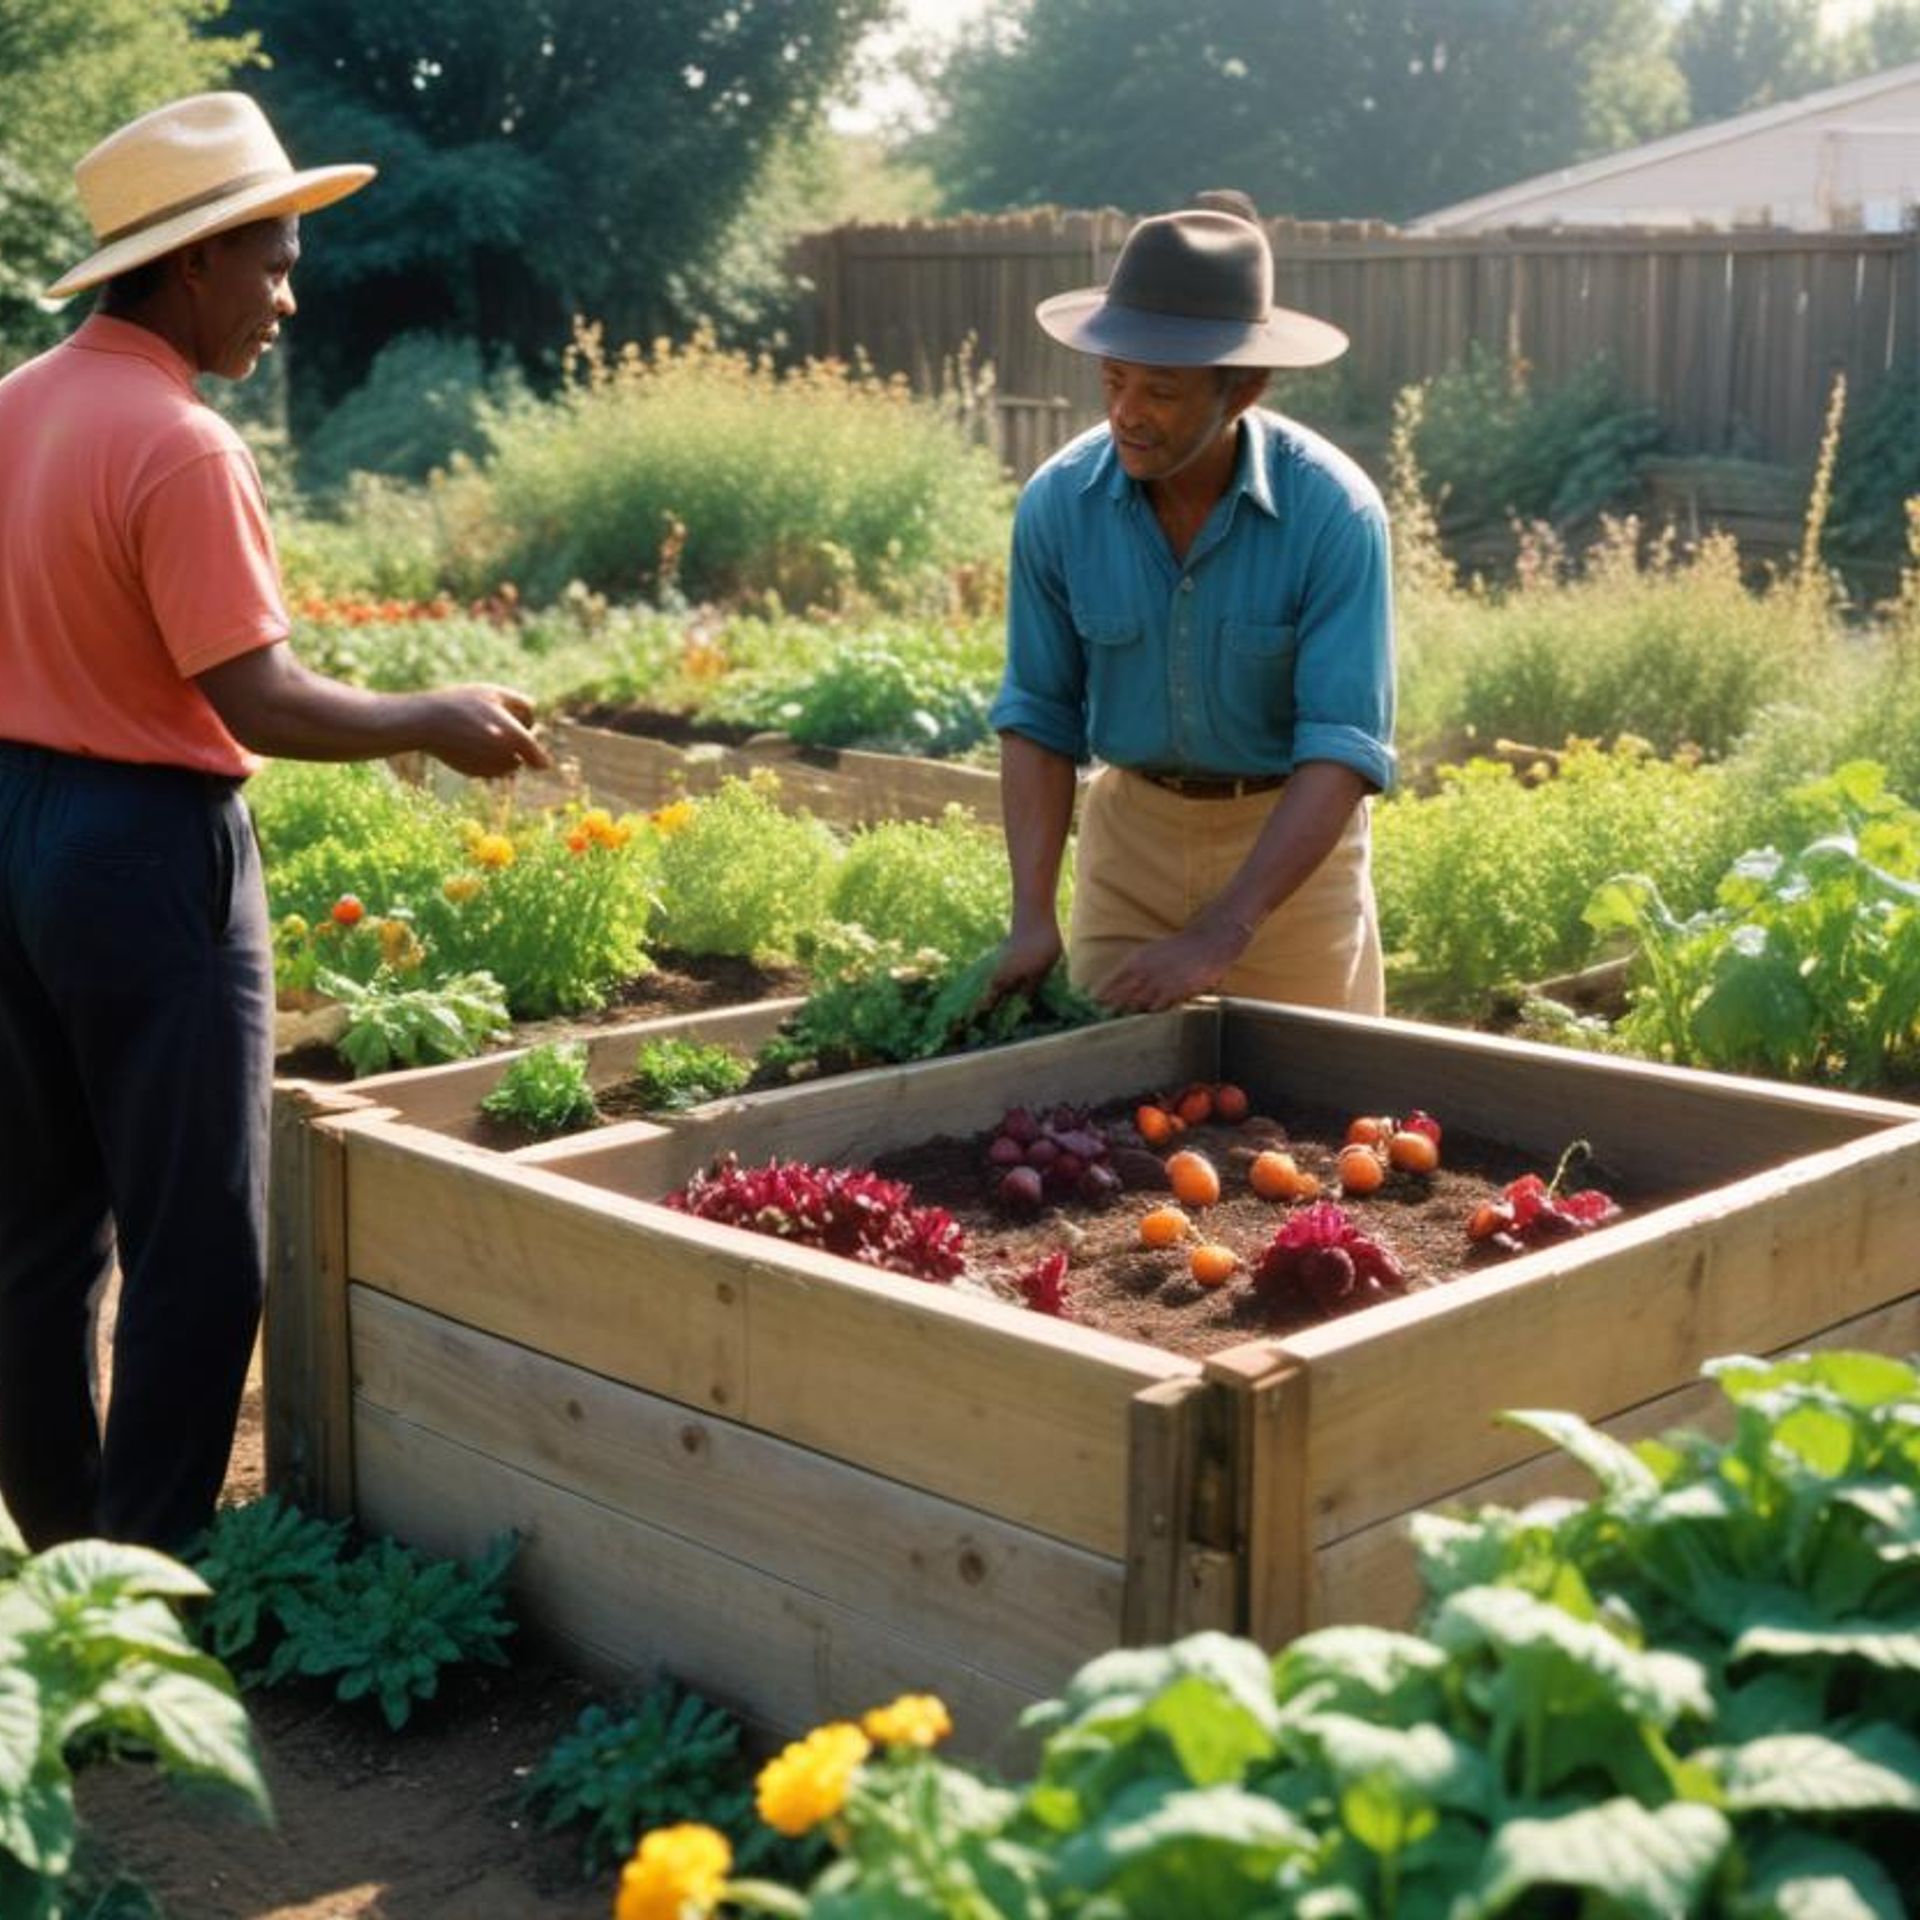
523;1680;803;1878
318;967;512;1076
262;1534;517;1732
0;1496;268;1920
756;931;1104;1078
480;1041;599;1136
703;1349;1920;1919
650;777;842;963
628;1038;751;1110
1589;760;1920;1086
189;1494;351;1672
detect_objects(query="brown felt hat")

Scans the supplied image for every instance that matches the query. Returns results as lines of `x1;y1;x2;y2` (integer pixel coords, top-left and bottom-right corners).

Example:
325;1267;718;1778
1036;209;1347;369
48;93;374;302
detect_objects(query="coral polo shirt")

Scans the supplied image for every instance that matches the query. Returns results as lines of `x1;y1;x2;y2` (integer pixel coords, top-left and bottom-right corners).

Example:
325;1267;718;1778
0;313;288;777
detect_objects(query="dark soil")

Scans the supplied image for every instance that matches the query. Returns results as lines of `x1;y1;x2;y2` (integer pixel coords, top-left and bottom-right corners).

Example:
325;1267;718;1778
871;1094;1662;1361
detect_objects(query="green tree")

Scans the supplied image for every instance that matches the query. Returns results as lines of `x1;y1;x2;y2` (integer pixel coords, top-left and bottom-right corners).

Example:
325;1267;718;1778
224;0;890;415
1672;0;1833;122
913;0;1686;221
0;0;255;366
1832;0;1920;76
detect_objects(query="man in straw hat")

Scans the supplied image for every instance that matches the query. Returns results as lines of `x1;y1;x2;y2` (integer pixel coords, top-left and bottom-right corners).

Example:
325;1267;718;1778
0;93;550;1553
987;204;1393;1018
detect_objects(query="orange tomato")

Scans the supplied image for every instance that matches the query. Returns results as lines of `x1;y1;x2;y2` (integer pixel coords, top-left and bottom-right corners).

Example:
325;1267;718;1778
1166;1150;1222;1208
1387;1129;1440;1175
330;893;366;928
1249;1149;1301;1201
1190;1243;1238;1287
1212;1083;1250;1123
1337;1143;1387;1195
1139;1205;1192;1248
1174;1085;1214;1127
1345;1114;1395;1149
1135;1104;1175;1146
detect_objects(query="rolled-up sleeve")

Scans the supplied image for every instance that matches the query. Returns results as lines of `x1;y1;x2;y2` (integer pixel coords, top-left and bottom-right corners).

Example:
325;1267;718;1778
989;478;1087;760
1289;499;1397;792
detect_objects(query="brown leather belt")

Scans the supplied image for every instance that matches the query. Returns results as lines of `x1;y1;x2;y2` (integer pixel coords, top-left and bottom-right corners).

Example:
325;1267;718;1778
1134;769;1288;800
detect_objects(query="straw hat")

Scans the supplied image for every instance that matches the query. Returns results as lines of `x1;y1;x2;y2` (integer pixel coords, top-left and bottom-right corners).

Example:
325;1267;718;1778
47;92;374;302
1036;209;1347;369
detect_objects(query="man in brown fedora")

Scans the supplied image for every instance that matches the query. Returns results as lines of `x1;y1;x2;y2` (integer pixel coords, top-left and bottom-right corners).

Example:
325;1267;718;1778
0;93;550;1552
987;205;1394;1018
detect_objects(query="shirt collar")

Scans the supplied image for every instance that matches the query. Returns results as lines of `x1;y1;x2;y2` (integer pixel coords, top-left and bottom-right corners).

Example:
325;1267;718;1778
66;313;199;394
1084;409;1282;519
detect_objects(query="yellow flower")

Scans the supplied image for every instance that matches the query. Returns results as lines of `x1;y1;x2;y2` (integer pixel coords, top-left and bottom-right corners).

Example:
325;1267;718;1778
614;1823;731;1920
442;873;483;905
473;832;516;869
860;1694;952;1750
649;798;697;838
754;1721;870;1837
580;806;631;850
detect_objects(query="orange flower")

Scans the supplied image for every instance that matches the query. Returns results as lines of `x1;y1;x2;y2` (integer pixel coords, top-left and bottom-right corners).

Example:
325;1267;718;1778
754;1722;870;1836
473;832;515;870
330;894;365;927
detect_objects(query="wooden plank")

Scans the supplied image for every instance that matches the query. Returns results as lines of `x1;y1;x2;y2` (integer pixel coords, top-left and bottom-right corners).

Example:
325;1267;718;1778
1219;999;1918;1191
1205;1345;1313;1649
1121;1377;1203;1645
1283;1118;1920;1547
349;999;802;1134
352;1408;1043;1765
541;1007;1217;1199
341;1120;1189;1555
1315;1289;1920;1632
263;1087;373;1516
351;1288;1122;1692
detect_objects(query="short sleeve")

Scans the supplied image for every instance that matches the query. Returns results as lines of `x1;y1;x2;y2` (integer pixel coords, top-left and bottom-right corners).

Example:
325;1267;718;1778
130;448;289;676
988;476;1089;760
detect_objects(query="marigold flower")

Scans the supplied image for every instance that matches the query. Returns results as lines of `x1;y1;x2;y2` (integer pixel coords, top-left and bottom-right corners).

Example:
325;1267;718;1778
860;1694;953;1750
614;1822;731;1920
566;829;592;855
330;894;365;927
473;832;516;869
754;1721;870;1836
649;799;697;838
580;806;631;850
442;873;483;905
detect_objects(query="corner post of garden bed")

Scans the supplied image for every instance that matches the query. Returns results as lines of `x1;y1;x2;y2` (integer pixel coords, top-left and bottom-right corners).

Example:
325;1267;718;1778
1122;1375;1235;1643
265;1080;382;1518
1201;1341;1314;1648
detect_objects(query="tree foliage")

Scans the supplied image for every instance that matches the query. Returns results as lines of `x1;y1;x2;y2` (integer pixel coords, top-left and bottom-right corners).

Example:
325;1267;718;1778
1672;0;1832;123
0;0;254;364
914;0;1687;221
224;0;888;410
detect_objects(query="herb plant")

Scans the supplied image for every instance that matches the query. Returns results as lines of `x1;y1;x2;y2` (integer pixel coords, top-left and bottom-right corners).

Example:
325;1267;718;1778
628;1038;750;1110
481;1041;599;1136
262;1533;517;1731
0;1496;268;1920
523;1680;801;1878
318;966;511;1076
189;1494;351;1673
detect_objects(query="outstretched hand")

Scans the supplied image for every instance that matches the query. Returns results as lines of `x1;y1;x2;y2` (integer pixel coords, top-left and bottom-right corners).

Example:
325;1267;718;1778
424;684;550;778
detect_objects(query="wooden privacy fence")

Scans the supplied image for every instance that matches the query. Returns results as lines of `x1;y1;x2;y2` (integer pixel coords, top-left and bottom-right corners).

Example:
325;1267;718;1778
790;211;1920;478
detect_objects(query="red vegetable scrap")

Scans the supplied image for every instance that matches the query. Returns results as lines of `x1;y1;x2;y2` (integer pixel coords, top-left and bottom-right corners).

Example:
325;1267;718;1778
986;1105;1122;1211
1466;1142;1620;1256
667;1155;968;1283
1010;1250;1072;1317
1251;1201;1408;1316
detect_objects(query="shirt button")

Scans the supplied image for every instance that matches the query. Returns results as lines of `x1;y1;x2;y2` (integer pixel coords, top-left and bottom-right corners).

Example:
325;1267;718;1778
1180;577;1195;593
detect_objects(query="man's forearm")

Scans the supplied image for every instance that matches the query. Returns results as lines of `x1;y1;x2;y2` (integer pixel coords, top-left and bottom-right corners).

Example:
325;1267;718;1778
1192;760;1372;943
998;731;1077;925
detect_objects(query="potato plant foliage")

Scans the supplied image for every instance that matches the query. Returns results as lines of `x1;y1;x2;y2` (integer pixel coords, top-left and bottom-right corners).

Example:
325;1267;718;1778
728;1350;1920;1919
0;1499;266;1920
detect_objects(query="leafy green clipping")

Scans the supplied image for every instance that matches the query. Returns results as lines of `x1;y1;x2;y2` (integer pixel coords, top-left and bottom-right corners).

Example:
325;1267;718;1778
263;1533;516;1730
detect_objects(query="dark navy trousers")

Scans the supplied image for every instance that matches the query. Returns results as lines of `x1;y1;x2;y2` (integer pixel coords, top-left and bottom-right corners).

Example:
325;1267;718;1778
0;741;272;1553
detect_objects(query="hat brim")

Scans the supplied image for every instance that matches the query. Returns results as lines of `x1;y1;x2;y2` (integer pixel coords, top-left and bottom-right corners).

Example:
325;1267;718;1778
46;164;376;302
1036;287;1348;369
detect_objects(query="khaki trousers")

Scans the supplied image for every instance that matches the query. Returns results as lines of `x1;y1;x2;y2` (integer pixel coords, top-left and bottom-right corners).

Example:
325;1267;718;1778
1068;767;1385;1014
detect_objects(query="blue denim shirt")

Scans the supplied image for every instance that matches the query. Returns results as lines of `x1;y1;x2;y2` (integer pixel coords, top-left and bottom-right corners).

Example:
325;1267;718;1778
989;410;1397;790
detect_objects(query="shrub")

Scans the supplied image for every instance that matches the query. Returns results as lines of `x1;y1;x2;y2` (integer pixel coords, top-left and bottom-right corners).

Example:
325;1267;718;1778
650;776;841;962
829;807;1015;960
452;327;1011;608
1373;741;1743;1011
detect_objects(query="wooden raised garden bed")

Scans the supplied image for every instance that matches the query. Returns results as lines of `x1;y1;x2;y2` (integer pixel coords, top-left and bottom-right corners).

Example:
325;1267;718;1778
550;715;1001;828
265;999;1920;1759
